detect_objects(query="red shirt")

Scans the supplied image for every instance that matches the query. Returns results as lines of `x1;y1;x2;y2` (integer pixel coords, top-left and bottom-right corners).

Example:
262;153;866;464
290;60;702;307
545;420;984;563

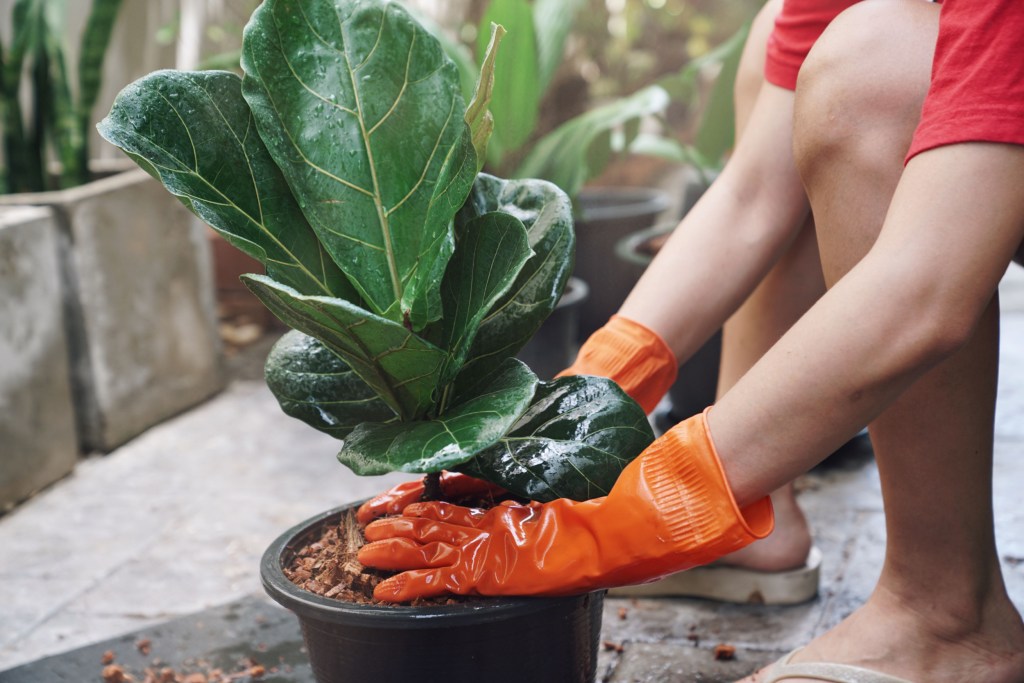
764;0;1024;159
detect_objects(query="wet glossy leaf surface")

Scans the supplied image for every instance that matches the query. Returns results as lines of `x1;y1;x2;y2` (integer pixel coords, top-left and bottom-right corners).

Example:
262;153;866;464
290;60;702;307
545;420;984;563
431;210;532;386
265;330;395;439
461;375;654;502
243;274;445;420
453;174;574;387
97;70;353;299
338;358;538;475
241;0;477;329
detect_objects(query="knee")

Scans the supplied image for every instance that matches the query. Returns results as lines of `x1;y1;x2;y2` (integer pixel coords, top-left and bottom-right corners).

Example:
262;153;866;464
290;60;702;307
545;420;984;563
793;0;937;185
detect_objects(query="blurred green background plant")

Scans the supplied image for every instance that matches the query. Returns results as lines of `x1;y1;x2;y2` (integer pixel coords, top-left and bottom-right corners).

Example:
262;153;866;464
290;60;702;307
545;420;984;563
0;0;122;194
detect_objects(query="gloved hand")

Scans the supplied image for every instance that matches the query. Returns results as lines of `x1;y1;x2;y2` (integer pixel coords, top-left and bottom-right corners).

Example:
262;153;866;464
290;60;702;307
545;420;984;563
356;472;506;525
557;314;677;414
358;409;773;601
359;315;677;523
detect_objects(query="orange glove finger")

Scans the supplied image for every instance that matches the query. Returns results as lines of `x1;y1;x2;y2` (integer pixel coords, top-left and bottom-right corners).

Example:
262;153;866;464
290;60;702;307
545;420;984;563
356;472;506;524
373;568;453;602
363;514;484;546
356;480;423;524
359;537;462;571
557;315;677;414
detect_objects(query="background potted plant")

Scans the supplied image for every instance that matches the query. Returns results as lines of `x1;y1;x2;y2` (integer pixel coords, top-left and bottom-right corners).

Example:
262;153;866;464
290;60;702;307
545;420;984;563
0;0;223;515
97;0;654;680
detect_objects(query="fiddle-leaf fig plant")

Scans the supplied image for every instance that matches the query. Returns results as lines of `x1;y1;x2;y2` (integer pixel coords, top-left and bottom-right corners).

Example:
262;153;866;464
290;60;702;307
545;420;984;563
97;0;654;503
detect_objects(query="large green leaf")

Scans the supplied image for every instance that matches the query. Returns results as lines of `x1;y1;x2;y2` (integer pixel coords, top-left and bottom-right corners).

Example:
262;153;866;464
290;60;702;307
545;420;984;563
338;358;538;475
433;210;532;388
478;0;538;167
453;174;574;385
97;70;353;299
461;376;654;502
242;274;446;420
515;85;671;200
241;0;477;329
265;330;395;439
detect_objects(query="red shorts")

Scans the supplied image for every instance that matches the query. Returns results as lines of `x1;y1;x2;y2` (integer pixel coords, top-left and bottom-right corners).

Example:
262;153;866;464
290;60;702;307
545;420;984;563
765;0;1024;161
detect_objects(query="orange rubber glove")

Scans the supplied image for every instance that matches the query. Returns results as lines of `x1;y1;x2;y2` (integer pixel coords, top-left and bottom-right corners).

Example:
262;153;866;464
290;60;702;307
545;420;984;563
557;315;677;414
358;409;773;601
356;472;506;525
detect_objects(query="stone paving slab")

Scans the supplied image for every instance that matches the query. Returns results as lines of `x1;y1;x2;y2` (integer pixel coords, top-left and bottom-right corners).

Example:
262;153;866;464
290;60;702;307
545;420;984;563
0;595;312;683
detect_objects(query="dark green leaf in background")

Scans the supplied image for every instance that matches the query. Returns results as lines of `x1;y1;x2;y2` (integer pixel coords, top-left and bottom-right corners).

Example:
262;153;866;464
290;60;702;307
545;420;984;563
97;70;354;299
265;330;395;439
453;174;574;386
338;358;538;475
243;274;446;420
241;0;477;329
462;375;654;502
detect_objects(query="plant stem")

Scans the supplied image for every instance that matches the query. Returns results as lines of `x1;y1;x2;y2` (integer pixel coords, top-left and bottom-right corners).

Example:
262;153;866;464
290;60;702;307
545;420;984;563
421;472;444;502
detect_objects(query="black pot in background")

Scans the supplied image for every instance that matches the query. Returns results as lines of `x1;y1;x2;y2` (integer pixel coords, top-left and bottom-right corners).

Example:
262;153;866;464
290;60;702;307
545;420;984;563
516;277;589;380
573;187;670;341
614;220;722;429
261;505;604;683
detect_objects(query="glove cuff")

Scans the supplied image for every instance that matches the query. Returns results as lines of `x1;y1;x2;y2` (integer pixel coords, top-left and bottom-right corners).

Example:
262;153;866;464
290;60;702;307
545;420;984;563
559;315;677;413
641;408;773;556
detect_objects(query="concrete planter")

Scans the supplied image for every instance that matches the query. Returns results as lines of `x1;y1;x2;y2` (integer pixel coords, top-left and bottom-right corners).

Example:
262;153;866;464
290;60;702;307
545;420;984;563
0;207;79;508
0;163;225;453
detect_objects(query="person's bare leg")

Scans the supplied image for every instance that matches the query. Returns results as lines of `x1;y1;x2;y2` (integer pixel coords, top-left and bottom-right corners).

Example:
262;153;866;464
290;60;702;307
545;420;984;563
737;2;1024;680
714;0;818;572
715;217;820;571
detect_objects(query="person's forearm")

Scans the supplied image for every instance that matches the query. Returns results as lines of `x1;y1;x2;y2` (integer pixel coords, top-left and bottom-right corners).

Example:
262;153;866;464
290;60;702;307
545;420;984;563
710;143;1024;505
620;84;810;364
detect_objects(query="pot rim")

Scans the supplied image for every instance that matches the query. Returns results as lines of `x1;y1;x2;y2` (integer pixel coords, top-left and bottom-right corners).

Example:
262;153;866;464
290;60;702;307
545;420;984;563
557;276;589;309
261;503;595;629
576;187;669;222
614;222;677;266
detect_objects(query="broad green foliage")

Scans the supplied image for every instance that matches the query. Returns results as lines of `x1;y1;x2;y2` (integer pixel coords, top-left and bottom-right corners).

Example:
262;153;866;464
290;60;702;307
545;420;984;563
241;0;477;330
97;70;354;299
265;331;394;439
98;0;653;501
339;358;537;475
462;376;654;502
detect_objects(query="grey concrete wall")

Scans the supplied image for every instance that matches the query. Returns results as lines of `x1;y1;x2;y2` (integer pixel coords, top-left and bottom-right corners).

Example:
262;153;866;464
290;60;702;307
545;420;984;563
0;207;79;509
0;168;226;453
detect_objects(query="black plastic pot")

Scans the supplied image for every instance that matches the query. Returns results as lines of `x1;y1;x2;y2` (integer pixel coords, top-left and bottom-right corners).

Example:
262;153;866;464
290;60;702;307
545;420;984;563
516;277;589;380
574;187;670;340
261;505;604;683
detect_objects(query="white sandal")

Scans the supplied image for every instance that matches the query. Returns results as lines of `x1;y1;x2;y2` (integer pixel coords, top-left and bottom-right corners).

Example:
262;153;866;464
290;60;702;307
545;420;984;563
763;648;914;683
609;546;821;605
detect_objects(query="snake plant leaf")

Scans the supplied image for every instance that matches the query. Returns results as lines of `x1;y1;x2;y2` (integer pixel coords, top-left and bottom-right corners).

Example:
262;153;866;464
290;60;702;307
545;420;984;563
460;375;654;502
432;210;532;387
241;0;477;330
265;330;395;439
452;174;574;385
338;358;538;475
97;70;353;299
242;274;446;420
533;0;585;95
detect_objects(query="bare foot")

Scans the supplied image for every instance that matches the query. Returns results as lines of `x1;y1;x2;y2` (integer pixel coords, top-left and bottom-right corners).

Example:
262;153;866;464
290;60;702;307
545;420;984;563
718;484;813;572
737;583;1024;683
